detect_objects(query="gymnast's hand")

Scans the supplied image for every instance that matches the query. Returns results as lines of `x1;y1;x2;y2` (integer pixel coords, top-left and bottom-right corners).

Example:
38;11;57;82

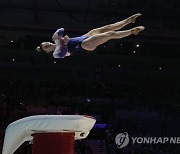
52;32;59;41
64;35;69;45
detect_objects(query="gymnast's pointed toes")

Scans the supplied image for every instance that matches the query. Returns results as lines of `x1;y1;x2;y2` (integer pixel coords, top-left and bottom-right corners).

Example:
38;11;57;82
136;13;142;16
131;26;145;35
130;13;142;23
139;26;145;30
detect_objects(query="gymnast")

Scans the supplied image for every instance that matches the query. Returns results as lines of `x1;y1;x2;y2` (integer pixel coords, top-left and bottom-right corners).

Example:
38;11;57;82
36;13;145;58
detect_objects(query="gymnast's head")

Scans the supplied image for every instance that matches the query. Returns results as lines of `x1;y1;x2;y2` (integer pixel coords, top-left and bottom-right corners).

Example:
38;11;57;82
36;42;56;53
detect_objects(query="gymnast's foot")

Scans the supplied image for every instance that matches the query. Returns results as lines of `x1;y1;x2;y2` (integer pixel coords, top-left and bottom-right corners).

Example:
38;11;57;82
128;13;142;24
131;26;145;35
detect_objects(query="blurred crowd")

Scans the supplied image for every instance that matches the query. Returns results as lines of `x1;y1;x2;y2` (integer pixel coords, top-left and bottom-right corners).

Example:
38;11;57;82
0;76;180;154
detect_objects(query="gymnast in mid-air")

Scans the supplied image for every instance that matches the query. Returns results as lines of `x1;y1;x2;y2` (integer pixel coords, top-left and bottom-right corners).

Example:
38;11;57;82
36;13;145;58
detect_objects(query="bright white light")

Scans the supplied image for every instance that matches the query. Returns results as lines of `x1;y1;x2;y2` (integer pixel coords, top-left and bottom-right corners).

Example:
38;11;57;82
86;98;91;102
11;40;14;43
54;61;56;64
133;50;136;53
136;44;140;47
118;64;121;67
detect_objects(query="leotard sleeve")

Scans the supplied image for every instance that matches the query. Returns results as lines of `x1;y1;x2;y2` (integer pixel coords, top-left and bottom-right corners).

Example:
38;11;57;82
53;46;70;58
56;28;64;37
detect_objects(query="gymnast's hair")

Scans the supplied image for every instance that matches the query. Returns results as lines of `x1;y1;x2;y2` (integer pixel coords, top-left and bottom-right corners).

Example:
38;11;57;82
36;43;43;52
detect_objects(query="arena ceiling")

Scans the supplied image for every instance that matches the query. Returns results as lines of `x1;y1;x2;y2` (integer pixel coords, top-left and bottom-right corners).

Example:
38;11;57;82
0;0;180;40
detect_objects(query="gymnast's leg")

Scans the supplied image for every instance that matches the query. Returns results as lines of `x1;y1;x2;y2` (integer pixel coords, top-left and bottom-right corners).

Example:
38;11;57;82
81;26;144;51
84;13;142;36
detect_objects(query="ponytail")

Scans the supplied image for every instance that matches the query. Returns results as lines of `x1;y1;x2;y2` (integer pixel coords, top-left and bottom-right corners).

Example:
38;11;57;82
36;44;43;52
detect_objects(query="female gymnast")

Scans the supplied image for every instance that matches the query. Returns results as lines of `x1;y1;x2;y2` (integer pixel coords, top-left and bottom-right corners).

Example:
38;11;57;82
36;13;145;58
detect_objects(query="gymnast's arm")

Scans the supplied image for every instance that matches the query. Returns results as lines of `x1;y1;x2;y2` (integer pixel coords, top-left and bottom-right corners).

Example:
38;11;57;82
52;28;69;44
52;28;70;58
53;45;70;58
52;28;64;41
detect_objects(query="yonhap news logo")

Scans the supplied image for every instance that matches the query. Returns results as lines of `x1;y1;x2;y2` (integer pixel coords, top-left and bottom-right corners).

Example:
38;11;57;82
115;132;180;149
115;132;129;149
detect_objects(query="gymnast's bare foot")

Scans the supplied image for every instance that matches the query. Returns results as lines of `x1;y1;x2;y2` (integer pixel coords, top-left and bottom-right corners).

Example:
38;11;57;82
128;13;142;24
131;26;145;35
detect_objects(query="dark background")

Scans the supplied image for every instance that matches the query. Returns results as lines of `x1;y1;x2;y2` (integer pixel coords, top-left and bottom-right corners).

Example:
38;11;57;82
0;0;180;153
